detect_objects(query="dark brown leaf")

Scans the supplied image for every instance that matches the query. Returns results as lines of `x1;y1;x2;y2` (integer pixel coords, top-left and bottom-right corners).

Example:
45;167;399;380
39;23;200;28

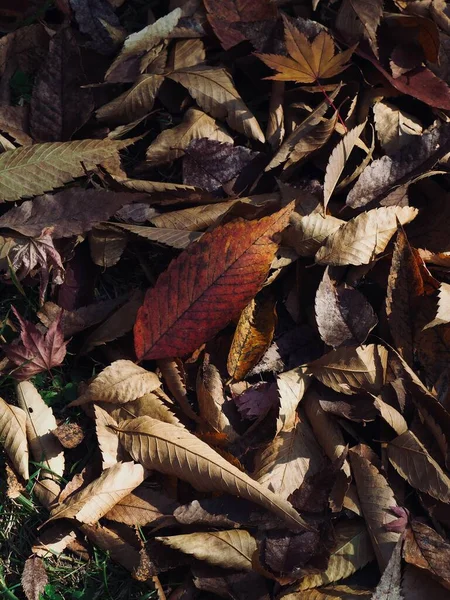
21;556;48;600
404;519;450;590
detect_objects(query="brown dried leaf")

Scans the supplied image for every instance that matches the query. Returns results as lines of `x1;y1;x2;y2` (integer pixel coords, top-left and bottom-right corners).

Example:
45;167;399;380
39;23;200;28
21;556;48;600
402;565;450;600
404;520;450;590
315;268;377;348
315;207;418;266
114;415;310;529
104;484;178;527
373;101;422;155
89;224;127;268
387;430;450;503
349;445;401;570
336;0;383;57
52;422;84;449
281;586;372;599
371;536;404;600
157;530;257;571
424;282;450;329
0;396;28;480
70;360;161;406
94;404;127;469
47;462;146;525
227;295;276;381
287;212;345;257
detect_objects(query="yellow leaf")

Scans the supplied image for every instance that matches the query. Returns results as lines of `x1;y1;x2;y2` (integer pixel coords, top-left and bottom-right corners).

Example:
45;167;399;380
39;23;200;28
257;16;355;84
0;396;28;480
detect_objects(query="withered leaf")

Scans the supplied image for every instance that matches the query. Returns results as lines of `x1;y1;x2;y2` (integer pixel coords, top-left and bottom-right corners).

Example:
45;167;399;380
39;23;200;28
261;528;322;576
4;308;68;381
281;586;372;599
70;360;161;406
402;565;450;600
287;212;345;257
336;0;383;57
145;107;233;165
315;268;377;348
371;537;404;600
387;430;450;503
307;344;388;395
0;189;143;238
69;0;122;56
193;567;271;600
104;484;178;527
157;530;257;571
425;282;450;329
373;101;422;155
227;295;276;381
114;415;310;529
94;405;126;469
0;396;29;480
182;139;261;192
404;520;450;590
315;207;418;266
30;27;93;142
89;224;127;268
349;445;401;570
21;556;48;600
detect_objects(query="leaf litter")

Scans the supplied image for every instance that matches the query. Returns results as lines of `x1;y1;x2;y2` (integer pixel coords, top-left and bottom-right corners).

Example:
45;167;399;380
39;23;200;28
0;1;450;599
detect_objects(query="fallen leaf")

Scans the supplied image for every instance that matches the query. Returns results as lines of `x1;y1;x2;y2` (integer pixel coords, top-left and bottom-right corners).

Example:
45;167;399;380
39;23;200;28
227;295;276;381
0;105;32;146
134;204;293;361
349;445;401;570
157;530;257;571
315;268;377;348
373;101;422;155
21;556;48;600
193;567;271;600
94;404;127;469
387;430;450;503
52;421;84;449
371;536;404;599
47;462;146;525
282;520;374;590
30;27;93;142
88;224;128;268
4;307;68;381
260;528;322;577
0;137;135;202
323;121;367;211
402;564;450;600
404;519;450;590
70;360;161;406
204;0;278;50
112;224;202;249
315;207;418;266
281;585;372;599
104;484;178;527
114;415;310;529
307;344;388;395
0;396;28;480
69;0;122;55
336;0;383;56
257;16;355;83
167;66;265;142
287;212;345;257
424;282;450;329
145;107;233;165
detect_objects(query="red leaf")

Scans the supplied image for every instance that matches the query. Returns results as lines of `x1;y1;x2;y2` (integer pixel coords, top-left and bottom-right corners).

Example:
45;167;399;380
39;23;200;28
3;307;68;381
134;205;293;361
357;47;450;110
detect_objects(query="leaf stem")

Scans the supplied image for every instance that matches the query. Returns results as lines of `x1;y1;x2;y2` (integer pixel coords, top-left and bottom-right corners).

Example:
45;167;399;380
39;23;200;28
316;79;347;132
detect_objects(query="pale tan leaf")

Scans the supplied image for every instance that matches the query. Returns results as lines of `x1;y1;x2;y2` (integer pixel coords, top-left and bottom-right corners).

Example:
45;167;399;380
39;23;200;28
104;484;178;527
94;405;127;469
0;138;135;202
373;101;422;155
47;462;146;525
371;536;404;600
145;107;233;165
283;520;374;591
167;66;265;142
96;74;165;123
387;430;450;503
80;523;145;574
70;360;161;406
374;397;408;435
156;530;257;571
106;8;182;80
307;344;388;395
150;201;236;231
349;445;400;570
114;416;309;529
254;409;324;500
287;212;344;257
315;207;418;266
158;358;200;423
323;121;367;210
32;522;77;558
276;367;312;433
0;396;29;480
103;393;182;427
16;381;64;480
197;353;237;441
113;223;202;249
22;556;48;600
169;38;205;70
280;585;372;599
424;282;450;329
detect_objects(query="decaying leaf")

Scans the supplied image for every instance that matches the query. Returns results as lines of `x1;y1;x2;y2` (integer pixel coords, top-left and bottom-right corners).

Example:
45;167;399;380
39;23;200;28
424;282;450;329
371;536;404;600
373;101;422;155
104;484;178;527
134;204;293;361
0;396;29;480
114;416;310;529
21;556;48;600
404;519;450;590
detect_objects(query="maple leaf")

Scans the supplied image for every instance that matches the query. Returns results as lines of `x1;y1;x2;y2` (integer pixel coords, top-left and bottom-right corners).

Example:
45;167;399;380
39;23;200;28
3;307;68;381
256;16;356;84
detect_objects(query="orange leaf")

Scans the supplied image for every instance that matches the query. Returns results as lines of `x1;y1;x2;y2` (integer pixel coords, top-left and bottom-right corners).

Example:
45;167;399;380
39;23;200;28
134;204;293;361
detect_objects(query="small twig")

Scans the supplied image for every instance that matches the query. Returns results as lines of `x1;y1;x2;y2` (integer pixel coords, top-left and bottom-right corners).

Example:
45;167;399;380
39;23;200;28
316;79;347;132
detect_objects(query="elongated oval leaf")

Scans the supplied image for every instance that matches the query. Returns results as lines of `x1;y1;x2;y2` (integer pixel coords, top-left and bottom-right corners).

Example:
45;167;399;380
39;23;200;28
0;138;135;202
0;396;29;480
134;204;293;361
114;416;309;530
156;530;257;571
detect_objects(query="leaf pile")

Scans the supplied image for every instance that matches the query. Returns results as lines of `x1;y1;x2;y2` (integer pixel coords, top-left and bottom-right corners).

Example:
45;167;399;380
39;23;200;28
1;1;450;599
